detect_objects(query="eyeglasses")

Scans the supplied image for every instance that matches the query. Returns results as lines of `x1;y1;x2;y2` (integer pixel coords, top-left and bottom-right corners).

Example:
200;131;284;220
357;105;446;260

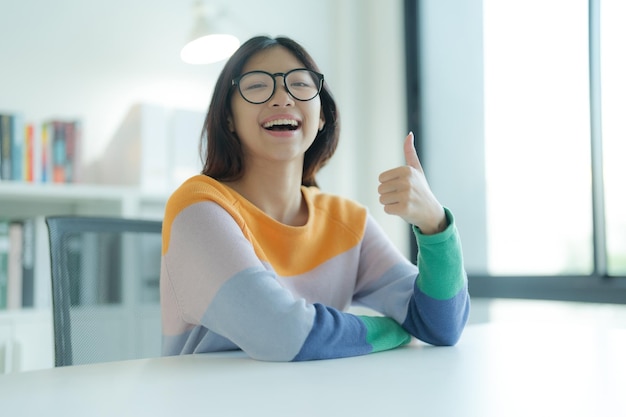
232;68;324;104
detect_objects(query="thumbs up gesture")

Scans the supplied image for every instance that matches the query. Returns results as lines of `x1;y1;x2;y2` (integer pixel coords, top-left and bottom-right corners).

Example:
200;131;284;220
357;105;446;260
378;132;448;235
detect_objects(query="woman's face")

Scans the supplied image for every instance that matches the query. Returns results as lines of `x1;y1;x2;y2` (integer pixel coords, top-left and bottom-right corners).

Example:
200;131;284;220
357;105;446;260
229;46;325;168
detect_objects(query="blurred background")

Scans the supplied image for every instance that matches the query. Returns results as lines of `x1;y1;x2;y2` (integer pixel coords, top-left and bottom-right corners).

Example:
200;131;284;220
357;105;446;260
1;0;625;300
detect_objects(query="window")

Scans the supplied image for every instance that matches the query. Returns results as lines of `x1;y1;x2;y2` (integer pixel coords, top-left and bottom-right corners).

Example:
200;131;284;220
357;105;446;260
483;0;592;276
405;0;626;302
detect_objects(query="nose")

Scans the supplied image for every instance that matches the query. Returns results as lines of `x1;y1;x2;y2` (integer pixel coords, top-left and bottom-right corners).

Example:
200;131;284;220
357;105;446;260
268;75;294;107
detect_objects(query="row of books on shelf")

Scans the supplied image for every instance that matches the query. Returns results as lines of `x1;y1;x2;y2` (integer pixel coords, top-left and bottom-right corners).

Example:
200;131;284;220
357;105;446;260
0;112;82;183
0;218;48;310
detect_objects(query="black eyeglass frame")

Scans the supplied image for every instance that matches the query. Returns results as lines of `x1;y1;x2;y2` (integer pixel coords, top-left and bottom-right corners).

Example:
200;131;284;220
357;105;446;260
232;68;325;104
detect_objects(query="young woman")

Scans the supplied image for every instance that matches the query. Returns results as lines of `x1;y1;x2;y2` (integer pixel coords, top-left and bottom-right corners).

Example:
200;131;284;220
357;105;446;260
160;35;470;361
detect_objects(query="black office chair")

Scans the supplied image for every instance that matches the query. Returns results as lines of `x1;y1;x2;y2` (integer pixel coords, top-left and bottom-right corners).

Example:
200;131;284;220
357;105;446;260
46;216;162;367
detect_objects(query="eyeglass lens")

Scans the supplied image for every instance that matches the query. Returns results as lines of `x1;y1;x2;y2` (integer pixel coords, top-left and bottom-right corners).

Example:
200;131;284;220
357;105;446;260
237;70;322;104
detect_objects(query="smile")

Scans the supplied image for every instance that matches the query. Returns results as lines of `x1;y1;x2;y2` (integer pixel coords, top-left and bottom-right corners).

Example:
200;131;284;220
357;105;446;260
262;118;300;131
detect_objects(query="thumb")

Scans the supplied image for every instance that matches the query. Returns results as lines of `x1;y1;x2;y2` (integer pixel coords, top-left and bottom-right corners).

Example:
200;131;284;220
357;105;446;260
403;132;423;172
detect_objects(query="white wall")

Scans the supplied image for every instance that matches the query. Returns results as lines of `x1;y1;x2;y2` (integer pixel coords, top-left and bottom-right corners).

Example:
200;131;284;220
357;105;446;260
0;0;409;253
320;0;407;255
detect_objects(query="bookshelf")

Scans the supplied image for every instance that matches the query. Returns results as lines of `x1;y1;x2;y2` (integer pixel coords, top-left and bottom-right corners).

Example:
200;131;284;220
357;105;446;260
0;103;204;373
0;181;167;373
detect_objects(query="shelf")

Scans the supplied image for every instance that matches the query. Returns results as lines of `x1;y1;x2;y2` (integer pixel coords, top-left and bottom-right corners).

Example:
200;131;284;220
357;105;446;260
0;307;51;321
0;182;168;219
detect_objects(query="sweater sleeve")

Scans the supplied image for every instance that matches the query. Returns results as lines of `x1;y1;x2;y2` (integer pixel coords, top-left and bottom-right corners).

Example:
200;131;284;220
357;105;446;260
161;201;410;362
403;208;470;345
352;208;469;346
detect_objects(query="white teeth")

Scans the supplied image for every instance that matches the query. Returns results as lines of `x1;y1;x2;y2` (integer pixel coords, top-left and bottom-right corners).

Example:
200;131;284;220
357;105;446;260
263;119;299;128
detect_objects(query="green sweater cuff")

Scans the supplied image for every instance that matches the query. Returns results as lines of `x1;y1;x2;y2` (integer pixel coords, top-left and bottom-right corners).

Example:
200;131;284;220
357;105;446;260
412;208;467;300
411;207;456;244
359;316;411;353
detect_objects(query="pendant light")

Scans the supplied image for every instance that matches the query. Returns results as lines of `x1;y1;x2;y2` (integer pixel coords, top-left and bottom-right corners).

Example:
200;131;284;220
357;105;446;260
180;0;240;65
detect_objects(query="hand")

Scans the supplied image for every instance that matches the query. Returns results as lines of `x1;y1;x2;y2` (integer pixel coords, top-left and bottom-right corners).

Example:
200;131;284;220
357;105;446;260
378;132;448;235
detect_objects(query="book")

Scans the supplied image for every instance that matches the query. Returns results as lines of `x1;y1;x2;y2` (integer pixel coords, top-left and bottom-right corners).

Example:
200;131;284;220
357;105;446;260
20;218;36;308
31;123;43;183
31;216;51;308
52;120;66;183
64;120;82;183
7;221;23;309
41;121;53;182
24;123;35;182
11;113;24;181
64;121;75;182
0;220;9;309
41;119;82;184
0;114;11;180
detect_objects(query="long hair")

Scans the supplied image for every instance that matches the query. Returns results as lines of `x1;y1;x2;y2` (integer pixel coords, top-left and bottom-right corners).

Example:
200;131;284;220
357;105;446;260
200;35;340;187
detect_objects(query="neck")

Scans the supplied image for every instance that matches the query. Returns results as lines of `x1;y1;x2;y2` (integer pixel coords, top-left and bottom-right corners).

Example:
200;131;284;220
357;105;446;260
225;162;308;226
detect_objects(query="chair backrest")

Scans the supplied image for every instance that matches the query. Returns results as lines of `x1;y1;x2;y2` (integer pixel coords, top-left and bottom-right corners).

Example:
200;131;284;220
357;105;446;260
46;216;162;367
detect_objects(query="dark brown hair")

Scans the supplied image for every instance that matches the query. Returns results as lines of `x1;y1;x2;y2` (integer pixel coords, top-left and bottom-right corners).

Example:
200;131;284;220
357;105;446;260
200;35;340;187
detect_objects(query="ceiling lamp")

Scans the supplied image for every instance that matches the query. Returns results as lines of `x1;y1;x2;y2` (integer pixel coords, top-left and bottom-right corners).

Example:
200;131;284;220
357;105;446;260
180;1;240;65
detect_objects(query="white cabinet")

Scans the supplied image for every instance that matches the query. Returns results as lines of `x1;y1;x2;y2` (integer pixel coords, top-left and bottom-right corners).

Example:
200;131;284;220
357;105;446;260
0;182;166;373
0;309;53;373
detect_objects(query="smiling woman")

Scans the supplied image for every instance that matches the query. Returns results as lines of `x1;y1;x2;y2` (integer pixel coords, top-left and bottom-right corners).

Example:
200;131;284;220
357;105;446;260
159;35;470;362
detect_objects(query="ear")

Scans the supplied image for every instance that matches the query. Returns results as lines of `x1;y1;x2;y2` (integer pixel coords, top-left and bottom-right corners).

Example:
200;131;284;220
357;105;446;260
318;111;325;132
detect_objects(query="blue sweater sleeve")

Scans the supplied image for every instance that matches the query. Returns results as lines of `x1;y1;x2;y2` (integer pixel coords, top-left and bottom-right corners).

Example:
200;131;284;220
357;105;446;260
293;306;410;361
402;208;470;345
204;267;411;361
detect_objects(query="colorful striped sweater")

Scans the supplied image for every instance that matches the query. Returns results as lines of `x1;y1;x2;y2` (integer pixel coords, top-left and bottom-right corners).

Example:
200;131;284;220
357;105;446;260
160;175;469;361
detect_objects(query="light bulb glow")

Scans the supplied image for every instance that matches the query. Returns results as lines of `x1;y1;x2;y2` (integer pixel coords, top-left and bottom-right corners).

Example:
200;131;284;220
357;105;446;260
180;34;240;65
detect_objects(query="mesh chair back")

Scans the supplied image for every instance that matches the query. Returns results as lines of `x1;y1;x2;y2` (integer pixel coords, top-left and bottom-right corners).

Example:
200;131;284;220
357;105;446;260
46;216;162;367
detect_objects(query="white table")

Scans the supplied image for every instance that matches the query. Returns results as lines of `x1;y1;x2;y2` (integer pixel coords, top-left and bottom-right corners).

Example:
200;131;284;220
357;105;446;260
0;322;625;417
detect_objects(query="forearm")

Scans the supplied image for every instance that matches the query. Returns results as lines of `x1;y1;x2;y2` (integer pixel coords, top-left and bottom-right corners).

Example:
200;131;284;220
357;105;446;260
201;266;410;361
403;208;470;345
